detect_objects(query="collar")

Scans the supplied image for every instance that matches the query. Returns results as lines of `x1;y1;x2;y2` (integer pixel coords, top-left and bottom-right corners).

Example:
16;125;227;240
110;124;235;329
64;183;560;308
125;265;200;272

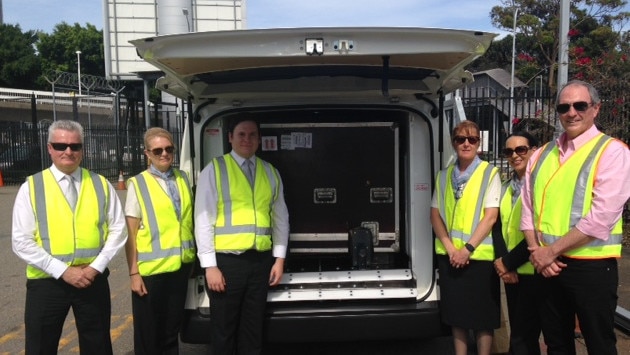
50;165;81;183
557;125;600;154
230;150;255;166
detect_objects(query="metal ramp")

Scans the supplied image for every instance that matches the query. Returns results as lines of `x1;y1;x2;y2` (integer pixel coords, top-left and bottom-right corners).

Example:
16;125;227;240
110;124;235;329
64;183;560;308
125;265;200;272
268;269;418;302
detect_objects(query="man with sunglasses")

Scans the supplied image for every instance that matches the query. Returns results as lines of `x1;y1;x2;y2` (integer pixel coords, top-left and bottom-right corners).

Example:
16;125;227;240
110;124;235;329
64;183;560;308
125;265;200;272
521;80;630;354
11;120;127;354
195;117;289;355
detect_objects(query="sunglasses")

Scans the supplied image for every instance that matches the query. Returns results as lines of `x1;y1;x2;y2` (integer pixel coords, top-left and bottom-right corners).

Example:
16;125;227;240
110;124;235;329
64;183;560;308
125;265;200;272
453;136;480;145
50;143;83;151
502;145;531;158
149;146;175;156
556;101;592;114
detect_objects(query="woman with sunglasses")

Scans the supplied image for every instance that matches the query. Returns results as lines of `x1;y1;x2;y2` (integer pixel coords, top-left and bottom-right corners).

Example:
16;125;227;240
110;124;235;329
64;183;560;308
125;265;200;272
493;131;543;355
431;120;501;355
124;127;196;354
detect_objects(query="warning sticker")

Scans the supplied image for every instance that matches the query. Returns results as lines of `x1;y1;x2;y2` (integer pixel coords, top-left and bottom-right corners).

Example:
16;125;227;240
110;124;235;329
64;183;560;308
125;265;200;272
415;183;430;191
280;132;312;150
291;132;312;148
205;128;220;136
261;136;278;151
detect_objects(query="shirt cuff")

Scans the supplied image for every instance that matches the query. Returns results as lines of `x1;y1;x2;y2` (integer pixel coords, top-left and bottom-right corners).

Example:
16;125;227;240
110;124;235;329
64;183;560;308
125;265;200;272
273;245;287;259
198;252;217;268
49;260;70;279
575;220;608;241
89;255;110;274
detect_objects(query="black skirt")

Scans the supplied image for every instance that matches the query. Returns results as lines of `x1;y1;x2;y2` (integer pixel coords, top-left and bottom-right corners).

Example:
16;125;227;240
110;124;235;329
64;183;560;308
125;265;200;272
437;255;501;330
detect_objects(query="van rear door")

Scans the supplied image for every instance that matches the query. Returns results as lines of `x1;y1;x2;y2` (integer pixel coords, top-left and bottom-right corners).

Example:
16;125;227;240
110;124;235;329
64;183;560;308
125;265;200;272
131;27;495;100
132;27;496;344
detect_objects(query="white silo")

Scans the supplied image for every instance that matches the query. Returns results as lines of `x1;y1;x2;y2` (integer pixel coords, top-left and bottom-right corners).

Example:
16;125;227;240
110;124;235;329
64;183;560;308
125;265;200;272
158;0;193;34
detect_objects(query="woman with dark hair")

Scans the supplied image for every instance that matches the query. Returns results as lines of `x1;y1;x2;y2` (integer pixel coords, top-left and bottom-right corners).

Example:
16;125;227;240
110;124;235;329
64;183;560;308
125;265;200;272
494;131;543;355
431;120;501;355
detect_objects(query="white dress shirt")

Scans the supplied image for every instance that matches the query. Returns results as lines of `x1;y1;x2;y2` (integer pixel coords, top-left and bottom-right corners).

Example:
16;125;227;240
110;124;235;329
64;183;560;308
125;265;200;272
12;165;128;279
194;151;290;268
125;173;171;220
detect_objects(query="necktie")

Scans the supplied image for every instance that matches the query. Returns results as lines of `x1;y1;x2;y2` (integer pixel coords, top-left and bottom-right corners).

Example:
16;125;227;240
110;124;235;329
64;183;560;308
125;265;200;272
65;175;77;210
243;159;255;187
149;165;181;219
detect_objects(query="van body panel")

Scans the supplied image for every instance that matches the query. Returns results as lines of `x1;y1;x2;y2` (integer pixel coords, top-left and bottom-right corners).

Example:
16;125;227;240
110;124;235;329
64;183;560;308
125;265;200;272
132;26;495;344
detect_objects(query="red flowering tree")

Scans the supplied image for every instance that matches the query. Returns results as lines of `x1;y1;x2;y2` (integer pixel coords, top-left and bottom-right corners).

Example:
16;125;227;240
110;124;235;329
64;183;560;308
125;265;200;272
488;0;629;143
569;29;630;143
489;0;629;94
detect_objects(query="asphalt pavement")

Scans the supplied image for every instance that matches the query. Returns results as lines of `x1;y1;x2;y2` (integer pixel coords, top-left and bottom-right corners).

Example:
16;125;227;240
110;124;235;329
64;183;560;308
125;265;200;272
0;183;629;354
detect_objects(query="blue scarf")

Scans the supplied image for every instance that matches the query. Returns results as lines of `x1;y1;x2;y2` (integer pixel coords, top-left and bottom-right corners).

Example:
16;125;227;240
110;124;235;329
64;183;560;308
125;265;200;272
451;155;482;200
149;165;181;220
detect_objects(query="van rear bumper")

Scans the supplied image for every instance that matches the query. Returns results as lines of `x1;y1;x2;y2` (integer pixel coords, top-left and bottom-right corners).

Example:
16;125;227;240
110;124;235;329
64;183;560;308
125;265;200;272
180;301;443;344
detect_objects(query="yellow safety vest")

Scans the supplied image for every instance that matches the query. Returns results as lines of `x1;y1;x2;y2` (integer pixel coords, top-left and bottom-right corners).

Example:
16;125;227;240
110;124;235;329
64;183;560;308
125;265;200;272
530;133;622;258
27;168;110;279
434;161;497;261
213;154;280;252
500;182;534;275
128;169;195;276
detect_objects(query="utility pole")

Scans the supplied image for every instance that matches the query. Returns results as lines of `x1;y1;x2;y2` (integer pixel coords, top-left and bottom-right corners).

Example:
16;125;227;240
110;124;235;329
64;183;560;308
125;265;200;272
76;51;82;96
509;6;519;134
556;0;570;138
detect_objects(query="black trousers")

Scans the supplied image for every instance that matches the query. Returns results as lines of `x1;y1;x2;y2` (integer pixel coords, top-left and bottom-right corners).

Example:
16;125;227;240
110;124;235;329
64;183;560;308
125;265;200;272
208;250;273;355
504;273;544;355
540;257;618;355
24;269;112;355
131;263;192;355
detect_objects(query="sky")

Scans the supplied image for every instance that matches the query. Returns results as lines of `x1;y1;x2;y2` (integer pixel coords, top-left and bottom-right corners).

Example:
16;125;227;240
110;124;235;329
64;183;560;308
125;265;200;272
3;1;628;38
3;0;509;35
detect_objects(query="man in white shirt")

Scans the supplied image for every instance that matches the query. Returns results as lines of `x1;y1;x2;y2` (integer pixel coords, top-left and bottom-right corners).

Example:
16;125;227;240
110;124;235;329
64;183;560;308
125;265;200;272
12;120;127;355
195;118;289;355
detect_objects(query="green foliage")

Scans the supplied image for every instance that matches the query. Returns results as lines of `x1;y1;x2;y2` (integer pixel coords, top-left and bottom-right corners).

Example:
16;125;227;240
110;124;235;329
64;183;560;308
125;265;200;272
0;24;41;89
37;22;105;79
468;36;514;73
473;0;629;96
468;0;630;144
0;22;105;91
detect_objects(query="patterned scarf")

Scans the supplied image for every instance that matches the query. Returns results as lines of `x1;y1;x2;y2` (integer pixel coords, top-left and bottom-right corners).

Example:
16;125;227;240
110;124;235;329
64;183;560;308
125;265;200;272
509;171;523;206
451;155;482;200
149;165;181;220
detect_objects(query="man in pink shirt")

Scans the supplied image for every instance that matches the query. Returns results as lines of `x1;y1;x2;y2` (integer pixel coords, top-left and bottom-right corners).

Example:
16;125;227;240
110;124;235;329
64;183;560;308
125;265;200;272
520;80;630;354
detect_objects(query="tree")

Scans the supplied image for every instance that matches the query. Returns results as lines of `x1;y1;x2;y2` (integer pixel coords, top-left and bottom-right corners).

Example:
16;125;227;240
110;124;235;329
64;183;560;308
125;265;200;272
467;35;515;73
36;22;105;89
0;24;41;89
488;0;629;93
485;0;630;143
570;28;630;143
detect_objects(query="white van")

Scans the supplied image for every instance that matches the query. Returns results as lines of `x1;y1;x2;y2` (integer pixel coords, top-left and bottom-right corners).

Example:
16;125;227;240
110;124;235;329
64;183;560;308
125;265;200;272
131;27;496;343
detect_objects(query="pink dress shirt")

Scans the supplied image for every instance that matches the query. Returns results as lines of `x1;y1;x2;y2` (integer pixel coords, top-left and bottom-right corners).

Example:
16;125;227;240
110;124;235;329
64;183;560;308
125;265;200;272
520;125;630;241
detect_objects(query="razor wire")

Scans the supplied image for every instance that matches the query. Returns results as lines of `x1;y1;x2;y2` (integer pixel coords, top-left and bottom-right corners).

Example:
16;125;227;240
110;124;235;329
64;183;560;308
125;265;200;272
42;70;124;93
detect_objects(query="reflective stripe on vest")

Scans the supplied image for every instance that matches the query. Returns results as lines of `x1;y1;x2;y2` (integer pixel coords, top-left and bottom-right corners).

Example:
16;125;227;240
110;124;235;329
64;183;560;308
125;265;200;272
434;161;497;261
27;169;108;278
131;170;195;275
213;155;278;251
530;134;622;258
500;182;534;275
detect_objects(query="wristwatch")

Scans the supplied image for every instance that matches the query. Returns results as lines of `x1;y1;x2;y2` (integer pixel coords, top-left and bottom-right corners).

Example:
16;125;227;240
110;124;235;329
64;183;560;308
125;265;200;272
464;243;475;253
